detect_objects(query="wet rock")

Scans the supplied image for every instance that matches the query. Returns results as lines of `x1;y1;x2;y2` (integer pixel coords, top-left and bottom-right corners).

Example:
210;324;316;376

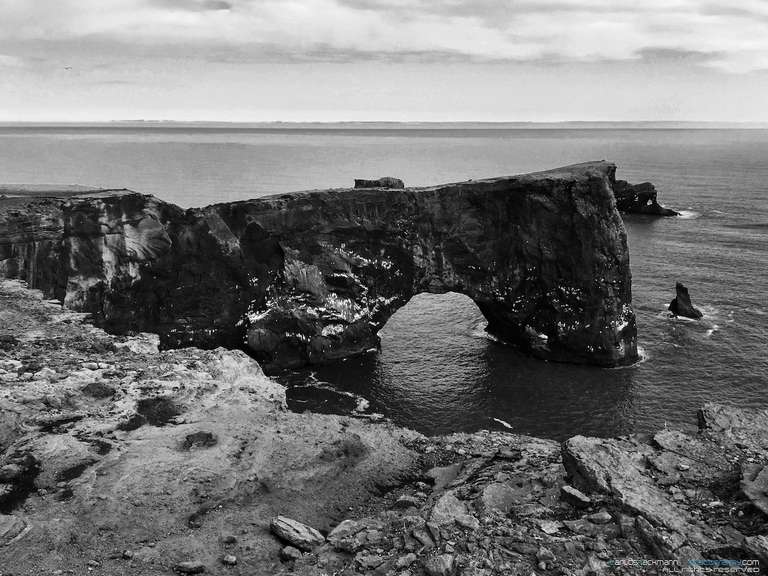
354;177;405;189
270;515;325;551
174;560;206;574
423;554;456;576
560;484;591;508
668;282;703;319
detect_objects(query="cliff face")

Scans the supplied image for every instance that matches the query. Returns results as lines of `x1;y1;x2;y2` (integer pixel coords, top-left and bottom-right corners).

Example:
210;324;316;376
0;161;638;369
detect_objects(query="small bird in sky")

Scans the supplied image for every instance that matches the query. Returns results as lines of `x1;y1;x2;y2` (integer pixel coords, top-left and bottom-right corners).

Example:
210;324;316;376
64;66;72;70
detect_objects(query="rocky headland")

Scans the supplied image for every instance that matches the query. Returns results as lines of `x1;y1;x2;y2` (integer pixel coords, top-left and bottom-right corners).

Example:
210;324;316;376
1;280;768;575
612;180;679;217
0;161;638;370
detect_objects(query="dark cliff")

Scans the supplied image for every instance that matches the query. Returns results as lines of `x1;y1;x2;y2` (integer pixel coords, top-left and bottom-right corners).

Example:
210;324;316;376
0;161;638;369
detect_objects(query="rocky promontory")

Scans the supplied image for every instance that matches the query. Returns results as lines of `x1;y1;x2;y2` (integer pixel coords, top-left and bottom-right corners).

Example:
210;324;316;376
1;280;767;574
612;180;679;216
0;161;637;370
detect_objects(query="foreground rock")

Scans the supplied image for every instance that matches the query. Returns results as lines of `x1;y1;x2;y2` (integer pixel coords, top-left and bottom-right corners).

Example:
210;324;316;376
2;280;767;575
668;281;703;319
613;179;679;216
270;516;326;551
0;161;638;369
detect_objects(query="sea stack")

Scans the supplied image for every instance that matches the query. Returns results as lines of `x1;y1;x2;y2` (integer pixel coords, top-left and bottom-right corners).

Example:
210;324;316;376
668;282;703;319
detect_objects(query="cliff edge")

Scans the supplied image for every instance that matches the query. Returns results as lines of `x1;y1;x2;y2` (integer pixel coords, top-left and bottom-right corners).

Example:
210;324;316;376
0;161;637;369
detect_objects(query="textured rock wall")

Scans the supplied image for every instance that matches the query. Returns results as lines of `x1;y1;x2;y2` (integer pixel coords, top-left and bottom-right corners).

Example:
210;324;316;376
0;161;638;369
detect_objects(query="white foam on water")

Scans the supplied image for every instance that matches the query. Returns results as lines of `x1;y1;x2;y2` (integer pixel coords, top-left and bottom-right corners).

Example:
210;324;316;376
677;210;701;220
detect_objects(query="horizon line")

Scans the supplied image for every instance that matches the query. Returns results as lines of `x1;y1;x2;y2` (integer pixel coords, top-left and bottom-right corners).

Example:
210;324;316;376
3;119;768;128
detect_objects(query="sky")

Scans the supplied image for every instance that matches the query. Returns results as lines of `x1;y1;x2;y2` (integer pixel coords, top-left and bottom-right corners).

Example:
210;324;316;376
1;0;768;122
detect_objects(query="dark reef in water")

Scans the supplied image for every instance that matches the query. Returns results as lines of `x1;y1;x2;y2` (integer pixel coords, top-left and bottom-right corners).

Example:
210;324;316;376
669;281;704;319
0;161;638;369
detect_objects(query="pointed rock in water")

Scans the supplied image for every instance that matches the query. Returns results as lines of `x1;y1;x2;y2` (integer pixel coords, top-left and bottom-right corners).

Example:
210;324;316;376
270;515;325;551
668;282;703;319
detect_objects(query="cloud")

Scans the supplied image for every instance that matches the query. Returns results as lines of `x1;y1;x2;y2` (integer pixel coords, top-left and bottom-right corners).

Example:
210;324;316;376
0;0;766;72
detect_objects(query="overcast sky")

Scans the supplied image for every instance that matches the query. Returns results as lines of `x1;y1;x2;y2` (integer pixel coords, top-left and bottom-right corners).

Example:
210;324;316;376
2;0;768;122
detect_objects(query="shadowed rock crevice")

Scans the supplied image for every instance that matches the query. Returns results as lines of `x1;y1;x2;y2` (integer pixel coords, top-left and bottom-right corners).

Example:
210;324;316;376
0;161;638;369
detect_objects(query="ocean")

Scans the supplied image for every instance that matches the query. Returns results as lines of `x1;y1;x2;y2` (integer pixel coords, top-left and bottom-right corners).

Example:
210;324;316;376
1;125;766;440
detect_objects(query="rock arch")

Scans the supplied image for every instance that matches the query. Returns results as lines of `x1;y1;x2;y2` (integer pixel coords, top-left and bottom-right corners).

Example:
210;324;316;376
0;161;637;370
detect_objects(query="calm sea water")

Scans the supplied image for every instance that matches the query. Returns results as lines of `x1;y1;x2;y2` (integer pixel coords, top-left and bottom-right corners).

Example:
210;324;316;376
1;126;766;439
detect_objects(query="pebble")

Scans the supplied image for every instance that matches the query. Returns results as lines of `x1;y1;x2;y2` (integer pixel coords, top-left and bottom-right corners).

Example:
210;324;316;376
423;554;456;576
221;554;237;566
280;546;302;561
174;561;206;574
396;553;417;568
587;510;612;525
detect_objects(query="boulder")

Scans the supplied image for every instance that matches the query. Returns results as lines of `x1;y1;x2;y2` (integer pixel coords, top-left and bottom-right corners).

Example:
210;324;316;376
429;491;469;526
560;484;591;508
269;516;325;551
668;282;703;319
174;561;206;574
479;482;517;514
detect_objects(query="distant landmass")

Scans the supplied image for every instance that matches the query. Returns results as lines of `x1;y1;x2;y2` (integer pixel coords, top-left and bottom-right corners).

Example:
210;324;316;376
1;120;768;129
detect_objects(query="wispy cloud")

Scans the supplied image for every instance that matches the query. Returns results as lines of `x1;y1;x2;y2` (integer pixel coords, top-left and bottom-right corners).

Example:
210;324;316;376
0;0;767;72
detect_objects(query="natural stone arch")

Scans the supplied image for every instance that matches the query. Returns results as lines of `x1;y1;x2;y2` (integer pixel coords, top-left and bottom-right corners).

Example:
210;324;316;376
1;161;637;371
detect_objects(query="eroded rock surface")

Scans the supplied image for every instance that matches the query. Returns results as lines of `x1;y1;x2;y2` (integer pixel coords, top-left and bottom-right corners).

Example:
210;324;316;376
1;280;767;574
0;161;638;369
